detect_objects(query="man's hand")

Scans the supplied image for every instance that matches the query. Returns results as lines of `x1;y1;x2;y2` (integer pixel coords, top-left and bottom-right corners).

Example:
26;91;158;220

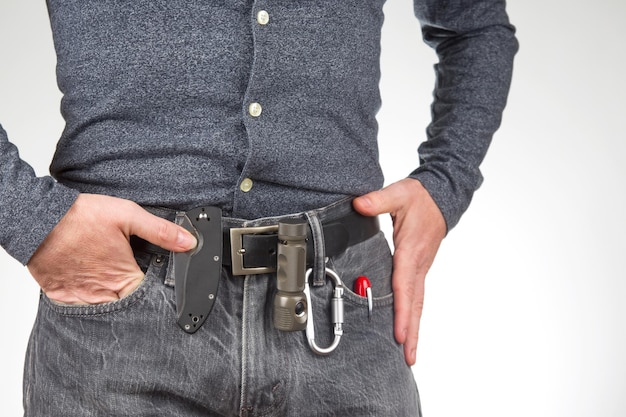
27;194;197;305
353;178;446;366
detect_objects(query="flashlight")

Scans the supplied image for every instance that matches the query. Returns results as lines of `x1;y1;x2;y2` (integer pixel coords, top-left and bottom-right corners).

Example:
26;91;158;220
273;219;308;331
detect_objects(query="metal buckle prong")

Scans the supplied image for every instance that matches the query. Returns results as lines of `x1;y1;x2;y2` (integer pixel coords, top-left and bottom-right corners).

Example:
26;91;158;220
230;225;279;275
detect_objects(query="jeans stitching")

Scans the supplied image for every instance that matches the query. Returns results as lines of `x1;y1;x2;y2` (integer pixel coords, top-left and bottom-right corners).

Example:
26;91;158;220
40;274;150;317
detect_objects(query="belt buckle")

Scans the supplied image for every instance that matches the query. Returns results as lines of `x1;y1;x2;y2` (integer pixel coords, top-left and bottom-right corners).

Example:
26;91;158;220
230;225;279;275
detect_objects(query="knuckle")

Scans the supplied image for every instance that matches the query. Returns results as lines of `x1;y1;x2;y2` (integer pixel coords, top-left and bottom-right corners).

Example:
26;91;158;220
155;221;176;243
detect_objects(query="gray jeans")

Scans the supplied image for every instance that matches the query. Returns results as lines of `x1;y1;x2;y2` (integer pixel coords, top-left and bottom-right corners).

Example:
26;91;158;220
23;199;421;416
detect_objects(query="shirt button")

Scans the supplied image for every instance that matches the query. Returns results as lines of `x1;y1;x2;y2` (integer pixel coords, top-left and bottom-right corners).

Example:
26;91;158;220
240;178;253;192
257;10;270;25
248;102;262;117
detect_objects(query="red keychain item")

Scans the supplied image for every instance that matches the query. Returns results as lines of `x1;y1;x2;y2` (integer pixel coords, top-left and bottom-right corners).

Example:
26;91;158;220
354;276;373;320
354;276;371;297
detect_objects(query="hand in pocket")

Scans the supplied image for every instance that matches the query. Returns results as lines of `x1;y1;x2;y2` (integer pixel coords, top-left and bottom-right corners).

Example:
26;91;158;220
27;194;197;305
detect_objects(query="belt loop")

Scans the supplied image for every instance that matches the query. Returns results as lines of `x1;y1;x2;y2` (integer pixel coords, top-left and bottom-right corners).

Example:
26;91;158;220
305;211;326;287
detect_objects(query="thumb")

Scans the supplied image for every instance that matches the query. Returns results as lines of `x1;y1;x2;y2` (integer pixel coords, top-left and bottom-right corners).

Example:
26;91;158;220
354;179;425;217
353;188;395;217
126;206;197;253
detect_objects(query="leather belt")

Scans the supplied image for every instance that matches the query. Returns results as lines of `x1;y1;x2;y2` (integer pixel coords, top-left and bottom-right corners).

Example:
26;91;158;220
130;210;379;276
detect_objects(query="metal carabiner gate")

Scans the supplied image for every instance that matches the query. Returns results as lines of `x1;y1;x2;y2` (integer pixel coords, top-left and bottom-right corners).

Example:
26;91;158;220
303;268;344;355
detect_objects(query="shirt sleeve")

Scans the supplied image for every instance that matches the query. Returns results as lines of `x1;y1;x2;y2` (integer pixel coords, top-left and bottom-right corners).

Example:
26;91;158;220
0;124;79;265
409;0;518;231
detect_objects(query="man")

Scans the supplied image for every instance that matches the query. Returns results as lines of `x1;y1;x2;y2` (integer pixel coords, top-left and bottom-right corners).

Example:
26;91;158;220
0;0;517;415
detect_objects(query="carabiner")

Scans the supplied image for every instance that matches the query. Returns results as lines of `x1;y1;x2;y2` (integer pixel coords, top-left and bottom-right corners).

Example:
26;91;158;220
303;268;344;355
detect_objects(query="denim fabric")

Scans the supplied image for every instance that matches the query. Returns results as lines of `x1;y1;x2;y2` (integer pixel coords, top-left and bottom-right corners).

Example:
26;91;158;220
24;200;420;416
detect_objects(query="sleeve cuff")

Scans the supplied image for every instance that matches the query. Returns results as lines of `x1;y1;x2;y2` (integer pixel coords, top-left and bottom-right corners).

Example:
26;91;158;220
408;167;478;233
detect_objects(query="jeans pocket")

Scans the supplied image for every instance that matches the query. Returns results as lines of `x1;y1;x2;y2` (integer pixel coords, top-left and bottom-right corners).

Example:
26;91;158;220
41;274;150;316
307;232;397;353
327;231;394;307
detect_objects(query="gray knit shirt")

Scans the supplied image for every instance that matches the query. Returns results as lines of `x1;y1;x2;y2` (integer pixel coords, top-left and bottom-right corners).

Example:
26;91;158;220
0;0;517;264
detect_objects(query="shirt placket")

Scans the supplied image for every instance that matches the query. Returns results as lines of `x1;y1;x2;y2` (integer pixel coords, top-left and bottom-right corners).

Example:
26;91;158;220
236;2;273;211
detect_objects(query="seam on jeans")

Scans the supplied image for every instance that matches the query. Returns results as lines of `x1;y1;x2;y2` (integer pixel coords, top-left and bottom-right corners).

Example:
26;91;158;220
325;255;394;308
41;275;149;316
239;275;250;414
343;291;394;307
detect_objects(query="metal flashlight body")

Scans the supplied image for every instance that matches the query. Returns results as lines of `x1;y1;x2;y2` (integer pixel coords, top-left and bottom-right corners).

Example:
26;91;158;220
273;219;308;331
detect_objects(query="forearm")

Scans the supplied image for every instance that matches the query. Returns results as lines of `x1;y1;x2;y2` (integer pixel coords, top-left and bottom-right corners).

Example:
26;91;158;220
0;124;78;264
411;0;518;231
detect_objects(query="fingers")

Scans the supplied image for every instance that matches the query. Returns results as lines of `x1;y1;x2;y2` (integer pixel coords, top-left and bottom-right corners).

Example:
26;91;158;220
354;179;445;365
124;203;197;252
392;251;426;366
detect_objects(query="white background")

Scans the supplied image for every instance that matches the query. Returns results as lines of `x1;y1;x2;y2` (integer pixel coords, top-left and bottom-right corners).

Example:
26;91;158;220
1;1;625;416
